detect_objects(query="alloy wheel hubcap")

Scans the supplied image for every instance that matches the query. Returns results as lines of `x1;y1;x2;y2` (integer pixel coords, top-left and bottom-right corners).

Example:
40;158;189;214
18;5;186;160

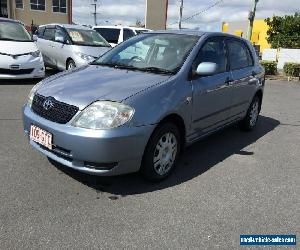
68;63;75;70
250;101;259;126
153;133;178;176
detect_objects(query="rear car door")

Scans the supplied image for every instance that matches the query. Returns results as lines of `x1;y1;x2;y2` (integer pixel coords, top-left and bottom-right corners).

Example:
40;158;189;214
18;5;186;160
191;37;233;138
39;27;56;67
226;38;258;119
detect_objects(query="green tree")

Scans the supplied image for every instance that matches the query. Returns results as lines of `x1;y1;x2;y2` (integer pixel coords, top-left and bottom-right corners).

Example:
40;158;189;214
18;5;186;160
265;13;300;48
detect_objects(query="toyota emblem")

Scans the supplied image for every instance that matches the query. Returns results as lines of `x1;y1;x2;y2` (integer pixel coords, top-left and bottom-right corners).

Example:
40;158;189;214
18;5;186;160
43;98;54;110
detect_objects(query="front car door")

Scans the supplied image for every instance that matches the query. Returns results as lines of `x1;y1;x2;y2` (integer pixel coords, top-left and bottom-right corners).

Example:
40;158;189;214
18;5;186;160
52;26;70;70
190;36;233;141
226;38;258;119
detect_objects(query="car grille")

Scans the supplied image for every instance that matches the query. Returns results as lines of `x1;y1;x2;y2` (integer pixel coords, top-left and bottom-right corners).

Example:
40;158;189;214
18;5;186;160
32;94;79;124
0;68;34;75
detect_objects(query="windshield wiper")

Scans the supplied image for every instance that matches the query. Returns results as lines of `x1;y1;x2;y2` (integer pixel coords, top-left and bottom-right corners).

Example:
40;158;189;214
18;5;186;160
92;62;138;70
139;67;176;75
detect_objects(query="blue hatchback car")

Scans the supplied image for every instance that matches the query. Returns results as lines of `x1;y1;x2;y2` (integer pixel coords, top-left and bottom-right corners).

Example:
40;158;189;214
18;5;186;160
23;30;265;181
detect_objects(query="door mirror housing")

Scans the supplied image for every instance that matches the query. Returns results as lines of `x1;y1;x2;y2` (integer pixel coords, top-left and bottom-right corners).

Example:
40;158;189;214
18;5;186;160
55;36;65;43
195;62;218;76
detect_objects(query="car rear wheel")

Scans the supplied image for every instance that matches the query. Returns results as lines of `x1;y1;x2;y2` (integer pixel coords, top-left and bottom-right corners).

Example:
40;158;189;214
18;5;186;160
141;123;181;182
67;59;76;70
240;95;260;131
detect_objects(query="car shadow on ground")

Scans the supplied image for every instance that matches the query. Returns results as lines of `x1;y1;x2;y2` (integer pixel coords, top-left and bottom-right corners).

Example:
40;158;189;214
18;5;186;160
0;68;59;85
50;115;280;196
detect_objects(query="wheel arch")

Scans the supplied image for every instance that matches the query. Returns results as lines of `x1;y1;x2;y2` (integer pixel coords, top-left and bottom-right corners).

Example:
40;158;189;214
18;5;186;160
254;89;263;112
156;113;186;152
66;57;74;70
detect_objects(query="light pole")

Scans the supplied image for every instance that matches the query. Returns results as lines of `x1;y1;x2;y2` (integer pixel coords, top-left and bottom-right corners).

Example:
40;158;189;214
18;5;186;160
91;0;98;26
247;0;259;41
179;0;183;29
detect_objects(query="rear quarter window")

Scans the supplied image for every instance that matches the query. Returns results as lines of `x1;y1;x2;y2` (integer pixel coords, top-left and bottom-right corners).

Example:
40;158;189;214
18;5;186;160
43;28;56;41
94;28;120;44
36;27;45;38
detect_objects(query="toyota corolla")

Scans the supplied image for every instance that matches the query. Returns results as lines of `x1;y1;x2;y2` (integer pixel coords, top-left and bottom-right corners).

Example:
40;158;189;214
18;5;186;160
23;30;264;181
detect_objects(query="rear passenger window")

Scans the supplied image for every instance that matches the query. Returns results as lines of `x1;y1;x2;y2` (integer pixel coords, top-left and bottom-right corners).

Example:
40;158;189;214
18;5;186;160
43;28;55;41
228;40;253;70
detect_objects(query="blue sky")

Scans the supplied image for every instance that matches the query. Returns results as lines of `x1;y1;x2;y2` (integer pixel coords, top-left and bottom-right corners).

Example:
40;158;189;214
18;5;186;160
73;0;299;30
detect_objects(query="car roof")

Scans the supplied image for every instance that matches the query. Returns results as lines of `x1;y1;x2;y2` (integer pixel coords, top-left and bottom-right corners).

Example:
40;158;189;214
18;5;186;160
39;23;93;30
0;17;21;24
92;25;150;31
148;29;250;42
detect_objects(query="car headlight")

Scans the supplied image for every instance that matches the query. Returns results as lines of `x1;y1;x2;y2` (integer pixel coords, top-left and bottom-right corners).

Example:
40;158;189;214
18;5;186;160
27;81;43;108
76;52;95;62
30;50;41;58
72;101;135;129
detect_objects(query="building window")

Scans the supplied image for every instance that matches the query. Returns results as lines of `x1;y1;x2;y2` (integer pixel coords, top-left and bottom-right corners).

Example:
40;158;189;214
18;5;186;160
0;0;9;18
15;0;24;9
30;0;46;11
52;0;67;13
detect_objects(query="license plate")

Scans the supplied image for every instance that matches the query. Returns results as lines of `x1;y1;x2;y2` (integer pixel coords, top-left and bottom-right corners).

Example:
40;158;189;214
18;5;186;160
30;125;53;150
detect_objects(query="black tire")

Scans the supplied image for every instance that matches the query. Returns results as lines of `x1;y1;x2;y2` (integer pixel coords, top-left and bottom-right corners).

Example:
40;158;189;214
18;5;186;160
66;59;76;70
240;95;261;131
141;123;181;182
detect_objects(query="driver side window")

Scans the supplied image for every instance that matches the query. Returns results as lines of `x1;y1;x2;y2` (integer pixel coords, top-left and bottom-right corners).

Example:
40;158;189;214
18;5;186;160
55;27;68;43
114;41;150;61
193;38;227;75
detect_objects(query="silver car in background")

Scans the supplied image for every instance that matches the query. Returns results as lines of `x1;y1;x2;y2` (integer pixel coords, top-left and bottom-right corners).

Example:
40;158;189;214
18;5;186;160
35;24;111;70
23;30;265;182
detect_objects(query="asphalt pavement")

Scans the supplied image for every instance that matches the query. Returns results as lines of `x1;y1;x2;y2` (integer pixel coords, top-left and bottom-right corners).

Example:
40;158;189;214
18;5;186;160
0;76;299;249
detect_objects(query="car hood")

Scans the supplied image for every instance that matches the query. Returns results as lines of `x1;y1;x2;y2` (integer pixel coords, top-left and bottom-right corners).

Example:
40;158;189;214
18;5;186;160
74;45;111;57
0;41;38;55
37;65;171;110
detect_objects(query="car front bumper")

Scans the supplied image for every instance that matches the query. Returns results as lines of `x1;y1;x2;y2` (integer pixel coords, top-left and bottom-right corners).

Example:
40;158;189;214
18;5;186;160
0;55;45;79
23;105;155;176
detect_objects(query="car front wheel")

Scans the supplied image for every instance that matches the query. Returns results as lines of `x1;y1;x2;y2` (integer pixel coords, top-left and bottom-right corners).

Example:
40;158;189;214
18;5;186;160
141;123;181;182
67;59;76;70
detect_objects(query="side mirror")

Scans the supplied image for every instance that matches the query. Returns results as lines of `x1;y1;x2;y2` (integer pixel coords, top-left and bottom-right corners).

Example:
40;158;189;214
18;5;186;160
55;36;65;43
195;62;218;76
32;35;38;42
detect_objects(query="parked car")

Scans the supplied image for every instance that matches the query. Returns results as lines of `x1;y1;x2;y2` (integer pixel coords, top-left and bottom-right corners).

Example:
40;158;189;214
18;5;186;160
35;24;111;71
93;25;151;47
0;18;45;79
23;30;265;181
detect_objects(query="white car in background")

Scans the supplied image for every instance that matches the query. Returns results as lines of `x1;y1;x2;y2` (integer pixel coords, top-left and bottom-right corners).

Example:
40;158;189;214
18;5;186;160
0;18;45;80
35;24;111;71
93;26;151;47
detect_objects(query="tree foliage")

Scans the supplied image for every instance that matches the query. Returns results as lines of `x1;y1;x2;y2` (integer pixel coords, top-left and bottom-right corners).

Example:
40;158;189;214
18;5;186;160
265;13;300;48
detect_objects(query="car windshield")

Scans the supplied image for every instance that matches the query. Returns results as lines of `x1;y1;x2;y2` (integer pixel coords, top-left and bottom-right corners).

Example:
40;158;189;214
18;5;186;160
0;21;32;42
93;33;199;74
65;28;110;47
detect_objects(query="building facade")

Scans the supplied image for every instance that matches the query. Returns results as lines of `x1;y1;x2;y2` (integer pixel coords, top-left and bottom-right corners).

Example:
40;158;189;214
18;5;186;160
222;19;271;53
0;0;72;27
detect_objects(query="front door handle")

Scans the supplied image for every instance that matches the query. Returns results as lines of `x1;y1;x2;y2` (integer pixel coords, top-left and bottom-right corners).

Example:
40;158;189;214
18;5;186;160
225;77;234;86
